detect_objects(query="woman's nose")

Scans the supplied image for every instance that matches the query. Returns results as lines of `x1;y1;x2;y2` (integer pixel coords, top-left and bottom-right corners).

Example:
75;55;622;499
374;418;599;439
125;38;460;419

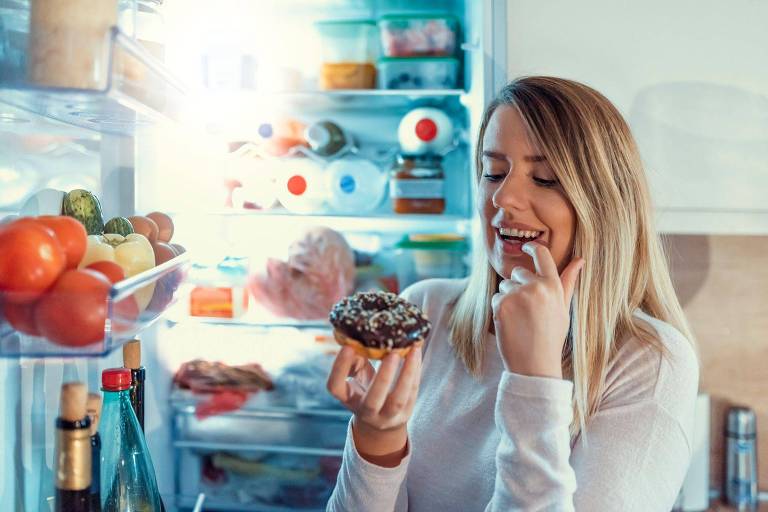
492;174;528;211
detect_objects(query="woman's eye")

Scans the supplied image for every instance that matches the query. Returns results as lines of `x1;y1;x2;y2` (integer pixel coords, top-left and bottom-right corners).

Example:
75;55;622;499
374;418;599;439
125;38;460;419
533;177;559;187
482;173;505;182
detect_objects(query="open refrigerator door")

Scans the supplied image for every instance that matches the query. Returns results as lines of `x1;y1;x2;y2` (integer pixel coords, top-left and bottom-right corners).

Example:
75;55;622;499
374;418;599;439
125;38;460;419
0;0;507;510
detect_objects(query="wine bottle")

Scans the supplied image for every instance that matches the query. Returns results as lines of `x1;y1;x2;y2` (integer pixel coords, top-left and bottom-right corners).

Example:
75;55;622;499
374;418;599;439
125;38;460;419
54;382;91;512
87;392;102;512
99;368;161;511
123;339;145;431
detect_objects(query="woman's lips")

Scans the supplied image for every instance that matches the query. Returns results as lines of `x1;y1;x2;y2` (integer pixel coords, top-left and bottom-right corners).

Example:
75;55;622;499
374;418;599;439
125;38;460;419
495;229;546;256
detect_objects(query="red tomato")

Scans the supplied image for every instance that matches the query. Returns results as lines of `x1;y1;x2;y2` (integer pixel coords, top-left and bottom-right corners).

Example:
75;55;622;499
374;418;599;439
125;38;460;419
113;295;140;334
86;261;126;284
0;221;66;303
35;216;87;269
2;300;41;336
34;269;112;347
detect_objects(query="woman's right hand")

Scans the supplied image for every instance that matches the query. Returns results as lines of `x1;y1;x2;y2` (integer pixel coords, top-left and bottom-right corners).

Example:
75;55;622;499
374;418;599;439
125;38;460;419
326;345;423;467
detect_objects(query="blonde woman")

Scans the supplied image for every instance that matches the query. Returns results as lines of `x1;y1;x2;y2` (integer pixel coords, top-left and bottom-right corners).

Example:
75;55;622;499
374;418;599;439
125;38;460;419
326;76;699;511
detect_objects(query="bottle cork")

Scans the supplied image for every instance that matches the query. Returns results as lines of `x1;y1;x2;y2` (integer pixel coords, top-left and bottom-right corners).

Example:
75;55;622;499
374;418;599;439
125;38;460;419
86;392;102;436
123;339;141;370
60;382;87;422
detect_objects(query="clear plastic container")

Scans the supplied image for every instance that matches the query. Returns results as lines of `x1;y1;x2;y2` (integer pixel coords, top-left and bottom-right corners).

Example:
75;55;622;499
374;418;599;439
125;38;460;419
315;20;377;89
378;56;459;90
395;234;468;289
378;14;458;57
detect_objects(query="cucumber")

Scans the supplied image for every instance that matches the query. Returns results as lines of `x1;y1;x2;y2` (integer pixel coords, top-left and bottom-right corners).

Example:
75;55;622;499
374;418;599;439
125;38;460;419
62;189;104;235
104;216;135;236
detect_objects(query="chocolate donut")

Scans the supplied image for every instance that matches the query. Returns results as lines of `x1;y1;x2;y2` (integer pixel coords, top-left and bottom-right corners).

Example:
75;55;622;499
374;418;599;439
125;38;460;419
329;291;431;359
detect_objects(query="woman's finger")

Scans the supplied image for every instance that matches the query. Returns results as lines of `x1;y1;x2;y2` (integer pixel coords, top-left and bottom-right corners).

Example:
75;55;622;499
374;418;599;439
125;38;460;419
510;265;537;285
522;242;559;279
498;279;522;295
327;346;364;403
381;345;422;416
560;257;585;306
359;353;402;415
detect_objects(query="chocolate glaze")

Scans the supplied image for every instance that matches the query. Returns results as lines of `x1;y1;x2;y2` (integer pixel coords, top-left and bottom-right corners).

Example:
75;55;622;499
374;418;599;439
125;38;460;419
329;291;431;350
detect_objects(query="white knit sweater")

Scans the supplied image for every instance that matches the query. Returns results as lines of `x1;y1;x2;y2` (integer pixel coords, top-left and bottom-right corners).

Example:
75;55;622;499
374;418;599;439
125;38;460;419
326;278;699;512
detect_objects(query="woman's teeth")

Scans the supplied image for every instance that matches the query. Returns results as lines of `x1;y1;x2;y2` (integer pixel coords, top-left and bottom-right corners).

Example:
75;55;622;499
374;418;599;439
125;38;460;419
498;227;542;240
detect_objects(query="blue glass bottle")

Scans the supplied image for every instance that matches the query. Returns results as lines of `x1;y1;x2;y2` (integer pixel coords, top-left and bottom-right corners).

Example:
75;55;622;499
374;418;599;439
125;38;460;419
99;368;161;511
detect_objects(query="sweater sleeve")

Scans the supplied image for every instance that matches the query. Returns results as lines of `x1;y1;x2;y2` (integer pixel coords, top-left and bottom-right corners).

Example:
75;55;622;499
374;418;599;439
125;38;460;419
326;420;410;512
486;362;697;512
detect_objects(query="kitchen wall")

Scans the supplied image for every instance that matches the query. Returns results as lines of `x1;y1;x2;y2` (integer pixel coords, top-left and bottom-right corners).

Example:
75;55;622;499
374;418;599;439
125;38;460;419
665;234;768;491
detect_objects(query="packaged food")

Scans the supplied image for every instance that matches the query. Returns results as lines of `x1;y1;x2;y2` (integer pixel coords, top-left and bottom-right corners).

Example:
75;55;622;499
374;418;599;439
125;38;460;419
378;56;459;90
379;14;458;57
189;257;250;319
247;227;355;320
316;20;378;89
325;156;387;214
398;107;455;155
390;154;446;214
394;234;468;288
27;0;118;89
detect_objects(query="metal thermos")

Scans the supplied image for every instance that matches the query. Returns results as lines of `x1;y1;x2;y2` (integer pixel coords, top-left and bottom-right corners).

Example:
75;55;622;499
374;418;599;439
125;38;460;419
725;406;758;510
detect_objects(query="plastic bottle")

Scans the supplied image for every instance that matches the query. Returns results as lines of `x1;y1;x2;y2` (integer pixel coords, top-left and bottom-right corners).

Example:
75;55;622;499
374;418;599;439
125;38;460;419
397;107;454;155
275;158;328;213
325;156;387;214
305;120;349;157
99;368;161;512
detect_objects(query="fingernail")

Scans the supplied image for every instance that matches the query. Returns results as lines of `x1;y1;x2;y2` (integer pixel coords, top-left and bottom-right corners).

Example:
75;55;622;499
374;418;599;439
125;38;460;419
522;243;535;255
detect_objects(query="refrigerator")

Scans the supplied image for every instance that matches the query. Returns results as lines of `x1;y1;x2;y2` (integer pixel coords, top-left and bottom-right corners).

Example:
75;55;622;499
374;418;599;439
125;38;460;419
0;0;508;510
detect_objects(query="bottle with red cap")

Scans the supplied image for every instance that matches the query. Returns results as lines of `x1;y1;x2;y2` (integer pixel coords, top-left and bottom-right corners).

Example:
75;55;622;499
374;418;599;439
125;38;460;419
99;367;162;511
397;107;454;155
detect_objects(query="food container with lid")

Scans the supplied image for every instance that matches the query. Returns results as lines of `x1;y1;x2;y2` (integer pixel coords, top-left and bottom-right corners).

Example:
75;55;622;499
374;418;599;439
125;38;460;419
378;56;459;90
378;13;458;57
315;19;378;89
394;234;468;289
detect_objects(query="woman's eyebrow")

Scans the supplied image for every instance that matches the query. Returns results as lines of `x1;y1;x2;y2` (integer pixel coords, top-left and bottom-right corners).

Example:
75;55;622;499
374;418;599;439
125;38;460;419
482;150;547;162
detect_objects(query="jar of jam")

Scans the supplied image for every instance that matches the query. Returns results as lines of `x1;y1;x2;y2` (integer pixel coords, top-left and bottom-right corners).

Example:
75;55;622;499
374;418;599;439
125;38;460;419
390;154;446;214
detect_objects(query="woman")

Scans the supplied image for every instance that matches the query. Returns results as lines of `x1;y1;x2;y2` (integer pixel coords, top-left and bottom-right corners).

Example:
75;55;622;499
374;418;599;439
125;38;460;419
326;76;699;511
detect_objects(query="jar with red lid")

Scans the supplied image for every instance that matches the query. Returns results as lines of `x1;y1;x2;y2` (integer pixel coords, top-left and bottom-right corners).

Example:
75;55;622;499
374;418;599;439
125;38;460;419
390;154;445;214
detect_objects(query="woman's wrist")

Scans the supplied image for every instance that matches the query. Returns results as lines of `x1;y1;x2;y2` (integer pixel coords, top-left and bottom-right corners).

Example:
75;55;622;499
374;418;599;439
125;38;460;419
351;417;409;468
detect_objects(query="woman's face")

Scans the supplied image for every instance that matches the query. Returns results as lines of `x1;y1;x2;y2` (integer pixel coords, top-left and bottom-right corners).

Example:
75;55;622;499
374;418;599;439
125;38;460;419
479;105;577;279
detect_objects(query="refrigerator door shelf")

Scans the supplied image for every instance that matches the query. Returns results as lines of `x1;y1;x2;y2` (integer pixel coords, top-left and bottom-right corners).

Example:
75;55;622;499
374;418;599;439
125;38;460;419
0;253;190;358
0;27;186;135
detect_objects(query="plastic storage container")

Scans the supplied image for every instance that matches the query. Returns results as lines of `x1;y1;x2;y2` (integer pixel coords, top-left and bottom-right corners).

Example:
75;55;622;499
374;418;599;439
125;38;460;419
378;56;458;90
378;14;458;57
315;20;377;89
395;234;468;289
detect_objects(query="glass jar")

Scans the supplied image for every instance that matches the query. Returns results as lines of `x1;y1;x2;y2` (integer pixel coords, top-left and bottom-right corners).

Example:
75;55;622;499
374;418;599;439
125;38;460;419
390;154;446;214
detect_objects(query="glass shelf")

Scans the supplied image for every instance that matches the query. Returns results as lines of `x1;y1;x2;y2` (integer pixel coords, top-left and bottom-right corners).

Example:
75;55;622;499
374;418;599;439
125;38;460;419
0;27;186;135
179;210;474;234
175;494;326;512
201;88;466;114
0;253;191;358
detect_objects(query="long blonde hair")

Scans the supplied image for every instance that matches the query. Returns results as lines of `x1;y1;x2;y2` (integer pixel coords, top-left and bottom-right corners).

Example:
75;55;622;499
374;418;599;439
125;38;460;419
449;76;695;436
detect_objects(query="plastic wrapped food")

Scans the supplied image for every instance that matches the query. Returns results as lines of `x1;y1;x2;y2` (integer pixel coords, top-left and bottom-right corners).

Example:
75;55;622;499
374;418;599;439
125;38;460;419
379;14;458;57
248;227;355;320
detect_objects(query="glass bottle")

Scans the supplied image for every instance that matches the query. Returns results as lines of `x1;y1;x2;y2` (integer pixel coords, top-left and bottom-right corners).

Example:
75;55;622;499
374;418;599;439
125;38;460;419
99;367;161;512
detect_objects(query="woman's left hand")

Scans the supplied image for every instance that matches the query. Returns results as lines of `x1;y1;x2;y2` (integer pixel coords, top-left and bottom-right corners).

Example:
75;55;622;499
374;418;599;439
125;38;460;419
491;242;584;379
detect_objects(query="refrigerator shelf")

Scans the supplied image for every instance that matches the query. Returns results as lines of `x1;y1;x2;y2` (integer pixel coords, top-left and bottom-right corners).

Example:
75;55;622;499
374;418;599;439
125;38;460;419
202;88;466;114
0;26;186;136
0;253;190;358
175;494;325;512
171;390;350;420
174;440;343;458
179;211;474;234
